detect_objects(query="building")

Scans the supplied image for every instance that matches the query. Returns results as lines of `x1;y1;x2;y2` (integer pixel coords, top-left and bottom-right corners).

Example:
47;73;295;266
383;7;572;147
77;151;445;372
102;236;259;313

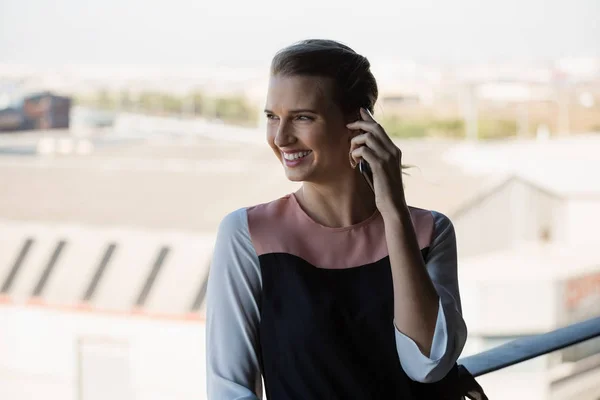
0;90;71;132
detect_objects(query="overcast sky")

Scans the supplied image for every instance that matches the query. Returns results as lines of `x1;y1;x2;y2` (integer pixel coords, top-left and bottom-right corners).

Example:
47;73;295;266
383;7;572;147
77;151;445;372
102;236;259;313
1;0;599;67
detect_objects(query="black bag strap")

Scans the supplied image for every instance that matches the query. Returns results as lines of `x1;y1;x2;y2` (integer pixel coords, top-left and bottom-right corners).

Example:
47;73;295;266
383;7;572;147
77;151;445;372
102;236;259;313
408;363;488;400
457;365;488;400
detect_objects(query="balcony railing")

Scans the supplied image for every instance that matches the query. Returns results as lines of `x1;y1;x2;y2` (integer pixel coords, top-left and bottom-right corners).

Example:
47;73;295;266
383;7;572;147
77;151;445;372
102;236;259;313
459;316;600;377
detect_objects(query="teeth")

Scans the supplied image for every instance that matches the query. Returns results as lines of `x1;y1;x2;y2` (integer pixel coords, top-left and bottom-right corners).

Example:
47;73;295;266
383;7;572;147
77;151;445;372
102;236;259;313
283;151;311;160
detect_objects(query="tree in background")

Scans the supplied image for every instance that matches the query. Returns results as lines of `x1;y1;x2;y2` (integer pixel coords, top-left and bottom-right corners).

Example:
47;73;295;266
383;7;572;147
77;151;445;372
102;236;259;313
213;95;258;126
76;89;258;127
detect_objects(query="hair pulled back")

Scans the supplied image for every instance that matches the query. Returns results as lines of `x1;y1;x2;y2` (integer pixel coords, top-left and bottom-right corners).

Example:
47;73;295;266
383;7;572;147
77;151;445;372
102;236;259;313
270;39;378;116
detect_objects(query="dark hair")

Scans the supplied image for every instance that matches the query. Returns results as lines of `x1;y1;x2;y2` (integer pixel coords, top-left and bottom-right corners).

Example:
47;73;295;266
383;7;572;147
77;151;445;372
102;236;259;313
270;39;378;117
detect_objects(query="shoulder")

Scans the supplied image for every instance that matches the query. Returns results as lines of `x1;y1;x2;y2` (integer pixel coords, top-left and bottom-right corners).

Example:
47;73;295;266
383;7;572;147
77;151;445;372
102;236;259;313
247;194;298;252
218;195;296;255
217;207;249;237
218;194;294;234
212;208;261;275
430;210;455;241
407;205;436;249
246;194;295;223
407;206;455;249
424;210;457;258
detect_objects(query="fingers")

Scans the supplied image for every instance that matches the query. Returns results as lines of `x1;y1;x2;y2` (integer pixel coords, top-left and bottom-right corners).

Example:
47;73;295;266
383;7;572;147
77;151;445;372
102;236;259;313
350;131;386;157
349;132;382;168
360;107;377;123
351;139;400;170
346;108;395;148
346;120;380;135
348;108;401;168
350;145;378;170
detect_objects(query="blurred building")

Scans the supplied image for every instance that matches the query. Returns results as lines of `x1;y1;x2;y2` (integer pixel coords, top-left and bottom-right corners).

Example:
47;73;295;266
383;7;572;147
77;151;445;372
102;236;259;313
445;135;600;399
0;90;71;132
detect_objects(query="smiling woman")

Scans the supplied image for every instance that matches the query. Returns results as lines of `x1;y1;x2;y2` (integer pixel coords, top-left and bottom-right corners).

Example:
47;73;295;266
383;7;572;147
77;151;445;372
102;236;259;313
206;39;470;400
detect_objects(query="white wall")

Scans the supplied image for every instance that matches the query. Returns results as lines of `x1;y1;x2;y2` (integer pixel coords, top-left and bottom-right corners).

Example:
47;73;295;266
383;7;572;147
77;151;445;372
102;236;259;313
0;305;207;400
459;278;559;335
561;199;600;246
550;365;600;400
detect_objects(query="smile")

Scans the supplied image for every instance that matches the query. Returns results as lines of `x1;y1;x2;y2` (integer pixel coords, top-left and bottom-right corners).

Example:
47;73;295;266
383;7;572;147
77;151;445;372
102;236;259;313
282;151;312;160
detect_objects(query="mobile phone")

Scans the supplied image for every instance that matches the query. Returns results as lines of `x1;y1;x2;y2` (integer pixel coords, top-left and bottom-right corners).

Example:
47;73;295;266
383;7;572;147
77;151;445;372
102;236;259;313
359;159;374;192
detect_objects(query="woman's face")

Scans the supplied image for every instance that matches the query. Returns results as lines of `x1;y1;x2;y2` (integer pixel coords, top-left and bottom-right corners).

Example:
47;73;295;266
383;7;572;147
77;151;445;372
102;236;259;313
265;74;353;184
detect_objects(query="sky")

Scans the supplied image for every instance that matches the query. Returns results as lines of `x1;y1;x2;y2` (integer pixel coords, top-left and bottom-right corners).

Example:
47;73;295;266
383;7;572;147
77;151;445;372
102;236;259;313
0;0;599;67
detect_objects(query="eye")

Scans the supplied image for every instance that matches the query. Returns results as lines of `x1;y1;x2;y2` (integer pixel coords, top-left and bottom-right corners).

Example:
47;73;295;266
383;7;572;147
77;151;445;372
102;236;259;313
265;113;279;121
295;115;314;121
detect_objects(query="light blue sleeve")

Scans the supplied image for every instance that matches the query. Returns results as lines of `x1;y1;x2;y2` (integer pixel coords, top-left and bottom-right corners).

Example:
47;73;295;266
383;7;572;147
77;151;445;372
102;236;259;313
205;208;263;399
393;211;468;383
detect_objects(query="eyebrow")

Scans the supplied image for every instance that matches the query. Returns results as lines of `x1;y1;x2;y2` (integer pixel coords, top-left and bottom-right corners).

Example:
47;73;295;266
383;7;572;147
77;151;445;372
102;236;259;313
264;109;318;114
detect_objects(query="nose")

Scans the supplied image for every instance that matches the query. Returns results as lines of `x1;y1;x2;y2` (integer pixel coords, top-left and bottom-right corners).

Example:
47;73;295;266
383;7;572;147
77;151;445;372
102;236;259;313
273;120;296;148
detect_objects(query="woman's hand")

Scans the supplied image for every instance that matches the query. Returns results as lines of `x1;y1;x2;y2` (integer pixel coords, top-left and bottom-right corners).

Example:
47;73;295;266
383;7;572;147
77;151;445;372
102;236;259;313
347;108;406;218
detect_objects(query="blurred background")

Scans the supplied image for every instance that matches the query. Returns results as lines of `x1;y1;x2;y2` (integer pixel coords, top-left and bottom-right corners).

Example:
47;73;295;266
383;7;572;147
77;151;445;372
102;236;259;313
1;0;599;399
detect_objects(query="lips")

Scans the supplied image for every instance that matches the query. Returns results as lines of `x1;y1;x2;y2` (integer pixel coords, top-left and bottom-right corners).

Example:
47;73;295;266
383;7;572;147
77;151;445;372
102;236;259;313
281;150;313;167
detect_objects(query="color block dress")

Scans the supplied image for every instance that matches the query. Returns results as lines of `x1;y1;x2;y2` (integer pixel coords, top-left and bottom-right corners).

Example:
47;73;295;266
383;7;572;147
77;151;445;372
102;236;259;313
206;193;467;399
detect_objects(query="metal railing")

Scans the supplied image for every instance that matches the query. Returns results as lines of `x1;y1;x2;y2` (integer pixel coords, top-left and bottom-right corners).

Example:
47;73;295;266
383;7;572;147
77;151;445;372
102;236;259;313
459;316;600;377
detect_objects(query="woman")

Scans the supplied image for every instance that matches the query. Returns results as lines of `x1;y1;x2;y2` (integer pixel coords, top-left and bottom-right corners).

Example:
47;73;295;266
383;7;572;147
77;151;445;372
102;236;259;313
206;39;468;399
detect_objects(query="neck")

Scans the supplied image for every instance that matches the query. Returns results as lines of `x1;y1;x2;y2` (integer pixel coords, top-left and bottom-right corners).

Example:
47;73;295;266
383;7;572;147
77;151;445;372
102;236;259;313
296;171;377;228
